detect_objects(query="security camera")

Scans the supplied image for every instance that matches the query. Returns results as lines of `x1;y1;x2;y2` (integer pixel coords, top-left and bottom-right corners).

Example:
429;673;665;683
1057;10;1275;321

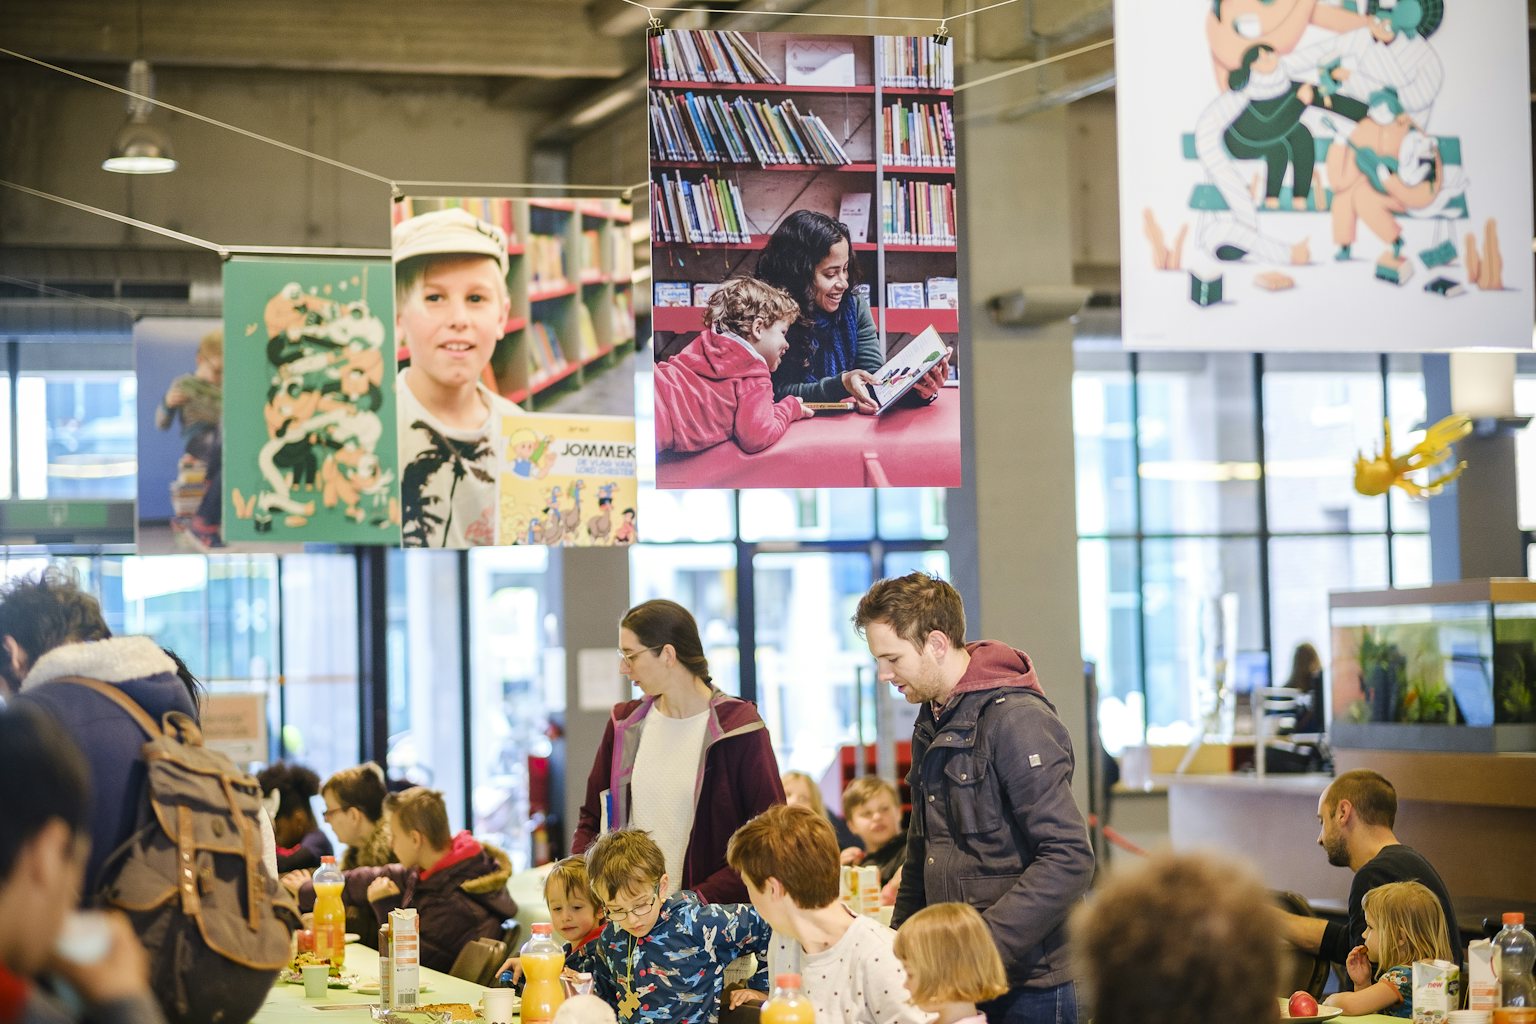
988;286;1091;328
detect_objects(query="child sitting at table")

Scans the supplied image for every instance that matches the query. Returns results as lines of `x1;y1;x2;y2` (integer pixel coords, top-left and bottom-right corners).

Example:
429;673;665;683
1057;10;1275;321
654;277;813;456
892;903;1008;1024
496;855;606;983
838;776;907;887
723;804;928;1024
582;828;770;1023
1324;881;1455;1019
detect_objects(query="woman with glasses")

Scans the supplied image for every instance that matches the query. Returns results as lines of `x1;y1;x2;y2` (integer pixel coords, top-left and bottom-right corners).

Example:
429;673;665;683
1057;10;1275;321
321;762;395;870
573;599;784;904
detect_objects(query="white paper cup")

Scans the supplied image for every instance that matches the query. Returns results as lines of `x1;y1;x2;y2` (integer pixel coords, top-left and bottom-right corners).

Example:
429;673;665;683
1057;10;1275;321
482;988;517;1024
301;964;330;999
1449;1013;1492;1024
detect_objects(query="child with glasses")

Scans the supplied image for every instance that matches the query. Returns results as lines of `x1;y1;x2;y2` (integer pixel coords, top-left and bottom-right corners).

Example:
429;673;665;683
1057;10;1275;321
582;828;770;1023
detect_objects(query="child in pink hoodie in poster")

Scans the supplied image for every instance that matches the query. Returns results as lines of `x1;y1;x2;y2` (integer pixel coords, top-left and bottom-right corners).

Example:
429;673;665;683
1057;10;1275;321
655;278;813;454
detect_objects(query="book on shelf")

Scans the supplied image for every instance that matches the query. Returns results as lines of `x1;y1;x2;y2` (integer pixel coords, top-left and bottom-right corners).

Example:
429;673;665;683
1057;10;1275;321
853;283;871;304
654;281;693;307
649;91;851;166
574;303;600;359
882;99;956;167
877;36;954;90
692;282;724;306
579;230;602;279
393;197;517;245
925;277;958;308
609;228;634;279
528;322;568;376
887;282;925;309
651;172;751;245
649;30;780;85
784;38;856;87
881;178;957;246
528;234;568;289
838;192;872;243
612;290;636;340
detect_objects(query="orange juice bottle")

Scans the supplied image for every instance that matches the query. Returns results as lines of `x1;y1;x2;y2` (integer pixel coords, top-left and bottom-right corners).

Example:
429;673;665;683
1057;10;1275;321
762;973;815;1024
520;923;566;1024
311;856;346;970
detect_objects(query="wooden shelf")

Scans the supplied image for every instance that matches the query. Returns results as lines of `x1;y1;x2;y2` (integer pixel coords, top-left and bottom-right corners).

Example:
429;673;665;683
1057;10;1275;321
528;199;578;213
653;235;879;252
884;243;957;253
879;86;956;97
649;80;877;94
878;308;959;333
578;204;632;222
581;344;617;366
528;282;578;302
579;273;611;286
881;164;956;175
502;315;528;335
653;306;704;332
652;161;878;173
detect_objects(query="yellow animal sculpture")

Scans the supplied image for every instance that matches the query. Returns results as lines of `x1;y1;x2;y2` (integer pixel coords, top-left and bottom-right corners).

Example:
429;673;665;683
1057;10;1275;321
1353;414;1472;499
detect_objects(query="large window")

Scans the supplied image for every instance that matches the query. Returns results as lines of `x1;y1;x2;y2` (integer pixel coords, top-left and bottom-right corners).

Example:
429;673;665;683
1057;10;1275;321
1075;351;1428;753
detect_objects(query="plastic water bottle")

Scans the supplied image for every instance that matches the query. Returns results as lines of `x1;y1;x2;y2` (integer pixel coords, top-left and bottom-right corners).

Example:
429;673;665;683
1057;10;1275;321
311;856;347;970
520;923;566;1024
1495;912;1535;1007
761;973;816;1024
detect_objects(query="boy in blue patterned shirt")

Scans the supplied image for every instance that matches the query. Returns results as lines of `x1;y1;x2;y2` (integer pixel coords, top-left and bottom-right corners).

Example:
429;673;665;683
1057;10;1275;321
584;828;770;1023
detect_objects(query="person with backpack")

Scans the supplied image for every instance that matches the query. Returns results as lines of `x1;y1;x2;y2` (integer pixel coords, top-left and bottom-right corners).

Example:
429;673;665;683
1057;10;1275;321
0;702;166;1024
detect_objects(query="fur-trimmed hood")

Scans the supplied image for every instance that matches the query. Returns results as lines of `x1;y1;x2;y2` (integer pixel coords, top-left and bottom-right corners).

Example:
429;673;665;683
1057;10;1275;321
341;819;396;872
455;841;513;897
21;635;177;691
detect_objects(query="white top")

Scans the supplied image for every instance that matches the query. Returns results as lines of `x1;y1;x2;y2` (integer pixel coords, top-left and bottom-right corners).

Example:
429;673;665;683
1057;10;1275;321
767;912;931;1024
395;368;522;548
629;708;710;886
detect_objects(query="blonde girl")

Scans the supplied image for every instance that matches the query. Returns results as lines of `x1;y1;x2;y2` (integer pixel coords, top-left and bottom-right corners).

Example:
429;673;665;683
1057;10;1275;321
892;903;1008;1024
1325;881;1454;1019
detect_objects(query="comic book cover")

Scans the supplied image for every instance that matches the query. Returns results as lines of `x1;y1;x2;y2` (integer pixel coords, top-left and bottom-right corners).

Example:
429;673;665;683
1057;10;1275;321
497;414;638;546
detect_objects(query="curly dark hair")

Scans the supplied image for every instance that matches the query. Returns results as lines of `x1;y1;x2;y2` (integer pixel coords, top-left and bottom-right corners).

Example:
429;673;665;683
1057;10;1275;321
755;209;862;320
0;566;111;682
257;761;323;821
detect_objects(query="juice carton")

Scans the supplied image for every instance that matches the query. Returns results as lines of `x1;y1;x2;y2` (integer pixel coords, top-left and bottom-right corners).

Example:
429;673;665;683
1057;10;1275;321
1468;940;1498;1011
1412;958;1460;1024
388;909;420;1009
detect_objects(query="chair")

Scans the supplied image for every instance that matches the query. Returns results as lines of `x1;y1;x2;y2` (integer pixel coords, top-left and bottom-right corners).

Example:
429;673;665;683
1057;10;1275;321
448;936;509;988
1273;891;1332;1000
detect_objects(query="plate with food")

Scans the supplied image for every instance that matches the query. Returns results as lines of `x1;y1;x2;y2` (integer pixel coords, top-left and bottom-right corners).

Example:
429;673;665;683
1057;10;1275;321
1277;993;1342;1023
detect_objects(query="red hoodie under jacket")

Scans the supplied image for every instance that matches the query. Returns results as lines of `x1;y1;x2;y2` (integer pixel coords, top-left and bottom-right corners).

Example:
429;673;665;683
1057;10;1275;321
655;326;805;454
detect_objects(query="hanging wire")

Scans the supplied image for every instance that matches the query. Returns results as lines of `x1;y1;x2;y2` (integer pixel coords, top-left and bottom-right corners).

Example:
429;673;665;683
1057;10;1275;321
393;180;636;195
0;273;138;317
953;37;1114;93
617;0;1018;25
0;179;228;255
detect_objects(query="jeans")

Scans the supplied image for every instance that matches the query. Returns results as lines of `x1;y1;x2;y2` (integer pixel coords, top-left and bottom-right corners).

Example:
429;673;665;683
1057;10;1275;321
979;981;1078;1024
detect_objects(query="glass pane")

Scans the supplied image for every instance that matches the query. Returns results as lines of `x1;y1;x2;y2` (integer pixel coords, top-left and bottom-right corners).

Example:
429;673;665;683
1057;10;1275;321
278;553;361;777
876;489;947;540
116;555;213;668
1073;366;1137;536
636;483;735;542
1141;537;1263;744
18;372;137;499
1388;365;1430;532
1263;359;1386;533
1079;539;1144;754
739;490;875;541
629;543;740;696
1137;353;1260;534
753;551;873;778
1269;535;1389;724
468;546;557;872
1517;377;1536;531
1392;534;1432;587
0;378;10;500
881;549;948;580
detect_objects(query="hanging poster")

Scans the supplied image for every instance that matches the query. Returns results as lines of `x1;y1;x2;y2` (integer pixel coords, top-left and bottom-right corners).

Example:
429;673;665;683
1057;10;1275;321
222;257;402;544
496;413;638;546
134;316;227;552
1115;0;1534;351
391;196;639;547
648;30;963;488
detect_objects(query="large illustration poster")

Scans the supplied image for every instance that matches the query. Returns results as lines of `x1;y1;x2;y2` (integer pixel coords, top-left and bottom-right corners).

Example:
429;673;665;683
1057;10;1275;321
391;196;638;547
222;257;402;544
648;31;963;488
1115;0;1534;351
497;414;639;546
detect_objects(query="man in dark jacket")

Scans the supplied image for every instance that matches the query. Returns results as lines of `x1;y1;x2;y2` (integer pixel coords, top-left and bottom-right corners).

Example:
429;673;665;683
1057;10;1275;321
855;573;1094;1024
302;786;516;974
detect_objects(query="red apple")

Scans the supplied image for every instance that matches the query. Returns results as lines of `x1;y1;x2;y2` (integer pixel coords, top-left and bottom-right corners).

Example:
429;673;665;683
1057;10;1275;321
1288;991;1319;1018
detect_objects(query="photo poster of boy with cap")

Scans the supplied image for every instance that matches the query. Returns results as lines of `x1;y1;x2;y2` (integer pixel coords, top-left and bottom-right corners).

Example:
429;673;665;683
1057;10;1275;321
1115;0;1533;352
221;257;402;544
497;413;639;546
391;196;639;548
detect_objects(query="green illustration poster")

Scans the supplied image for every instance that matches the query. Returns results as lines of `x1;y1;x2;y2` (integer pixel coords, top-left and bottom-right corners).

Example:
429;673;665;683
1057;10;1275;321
222;257;402;544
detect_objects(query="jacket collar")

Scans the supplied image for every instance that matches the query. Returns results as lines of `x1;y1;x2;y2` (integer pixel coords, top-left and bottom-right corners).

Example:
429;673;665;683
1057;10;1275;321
20;636;176;691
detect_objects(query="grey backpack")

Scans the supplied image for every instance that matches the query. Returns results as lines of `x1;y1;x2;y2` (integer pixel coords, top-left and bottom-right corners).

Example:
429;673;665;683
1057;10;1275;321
65;678;301;1024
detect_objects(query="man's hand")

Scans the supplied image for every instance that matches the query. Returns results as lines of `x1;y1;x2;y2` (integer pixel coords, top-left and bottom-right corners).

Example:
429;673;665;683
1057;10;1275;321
728;989;768;1010
47;912;152;1006
367;877;400;903
1276;907;1327;955
281;868;313;896
1345;944;1373;989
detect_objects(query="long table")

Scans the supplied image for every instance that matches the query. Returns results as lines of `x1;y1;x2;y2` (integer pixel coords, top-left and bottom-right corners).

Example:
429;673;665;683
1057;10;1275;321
254;944;489;1024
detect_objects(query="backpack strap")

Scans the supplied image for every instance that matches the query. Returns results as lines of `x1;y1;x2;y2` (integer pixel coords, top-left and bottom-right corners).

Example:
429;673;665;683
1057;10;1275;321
55;676;163;739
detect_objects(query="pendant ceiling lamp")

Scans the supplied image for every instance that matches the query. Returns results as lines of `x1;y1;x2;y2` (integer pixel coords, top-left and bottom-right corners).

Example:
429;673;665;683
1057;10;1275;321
103;2;176;174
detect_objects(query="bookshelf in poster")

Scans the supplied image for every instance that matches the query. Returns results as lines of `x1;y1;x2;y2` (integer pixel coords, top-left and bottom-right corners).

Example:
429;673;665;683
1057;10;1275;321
882;179;957;246
652;172;752;245
882;99;955;167
877;36;954;89
649;90;853;166
649;30;781;84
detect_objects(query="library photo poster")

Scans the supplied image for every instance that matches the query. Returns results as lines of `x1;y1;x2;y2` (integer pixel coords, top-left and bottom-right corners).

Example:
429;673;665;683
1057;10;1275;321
1115;0;1534;351
391;196;640;547
648;31;963;489
221;257;402;545
134;316;233;554
496;414;639;547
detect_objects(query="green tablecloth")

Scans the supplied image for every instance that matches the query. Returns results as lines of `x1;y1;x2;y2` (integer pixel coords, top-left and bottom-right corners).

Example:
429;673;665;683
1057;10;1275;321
254;944;489;1024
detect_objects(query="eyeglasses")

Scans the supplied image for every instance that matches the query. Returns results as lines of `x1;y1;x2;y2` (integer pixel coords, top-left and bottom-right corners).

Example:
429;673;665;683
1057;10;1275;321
617;645;661;665
321;806;352;821
601;883;660;920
